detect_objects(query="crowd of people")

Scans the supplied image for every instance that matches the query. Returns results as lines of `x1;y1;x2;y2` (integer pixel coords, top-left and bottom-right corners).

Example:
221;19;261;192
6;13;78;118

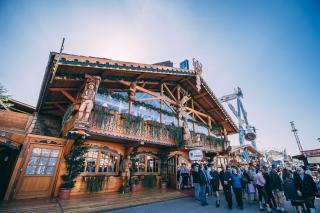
178;162;319;213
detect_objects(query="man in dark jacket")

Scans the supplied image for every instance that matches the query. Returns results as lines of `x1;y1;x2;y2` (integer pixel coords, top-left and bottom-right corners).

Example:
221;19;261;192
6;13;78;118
269;165;284;212
219;165;233;209
191;163;200;200
294;167;317;213
264;167;277;209
199;164;209;206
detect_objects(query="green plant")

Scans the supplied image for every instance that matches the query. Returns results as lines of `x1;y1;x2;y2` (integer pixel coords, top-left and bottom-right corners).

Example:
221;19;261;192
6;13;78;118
119;185;126;193
85;174;106;192
142;175;157;188
61;104;75;127
60;138;88;189
130;176;139;185
122;113;144;134
0;83;13;109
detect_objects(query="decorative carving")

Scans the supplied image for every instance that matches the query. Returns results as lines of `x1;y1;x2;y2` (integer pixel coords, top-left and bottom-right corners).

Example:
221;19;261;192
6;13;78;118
120;155;132;186
176;94;192;145
192;58;202;92
77;76;101;123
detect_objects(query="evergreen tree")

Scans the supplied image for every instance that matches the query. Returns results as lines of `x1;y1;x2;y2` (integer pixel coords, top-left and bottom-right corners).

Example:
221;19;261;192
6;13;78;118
0;83;13;109
60;137;88;188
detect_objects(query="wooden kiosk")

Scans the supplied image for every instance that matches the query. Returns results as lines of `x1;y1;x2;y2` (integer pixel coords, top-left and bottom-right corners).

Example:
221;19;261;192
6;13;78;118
0;52;238;200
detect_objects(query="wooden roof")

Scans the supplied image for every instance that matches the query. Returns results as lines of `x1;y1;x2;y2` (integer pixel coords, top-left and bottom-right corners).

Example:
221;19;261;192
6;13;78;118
36;52;238;134
230;144;264;157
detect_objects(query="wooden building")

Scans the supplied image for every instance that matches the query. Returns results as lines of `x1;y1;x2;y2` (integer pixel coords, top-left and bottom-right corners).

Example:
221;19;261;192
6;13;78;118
0;52;238;201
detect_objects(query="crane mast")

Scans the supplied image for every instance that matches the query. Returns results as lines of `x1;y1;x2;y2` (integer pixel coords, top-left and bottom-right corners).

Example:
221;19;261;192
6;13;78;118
290;121;303;152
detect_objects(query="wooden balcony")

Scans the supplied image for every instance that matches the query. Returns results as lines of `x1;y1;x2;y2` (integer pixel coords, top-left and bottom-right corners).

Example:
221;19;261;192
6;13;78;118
63;107;182;147
184;132;225;153
62;106;225;151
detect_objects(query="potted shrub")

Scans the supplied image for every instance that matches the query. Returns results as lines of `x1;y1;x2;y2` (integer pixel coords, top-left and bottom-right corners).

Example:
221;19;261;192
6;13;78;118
130;177;140;192
59;138;88;199
160;176;168;189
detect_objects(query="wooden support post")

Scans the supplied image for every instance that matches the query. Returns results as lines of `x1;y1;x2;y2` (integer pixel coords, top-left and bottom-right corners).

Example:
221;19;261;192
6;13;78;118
208;117;212;136
191;100;195;132
129;82;137;114
177;85;181;127
160;83;164;123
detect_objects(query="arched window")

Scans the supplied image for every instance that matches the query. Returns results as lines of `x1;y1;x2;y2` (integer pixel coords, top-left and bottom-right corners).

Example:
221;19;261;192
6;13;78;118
133;154;160;175
81;149;120;175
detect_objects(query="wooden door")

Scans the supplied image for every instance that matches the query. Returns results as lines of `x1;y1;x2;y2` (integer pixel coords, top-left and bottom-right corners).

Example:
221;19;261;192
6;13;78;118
167;155;178;188
15;143;63;199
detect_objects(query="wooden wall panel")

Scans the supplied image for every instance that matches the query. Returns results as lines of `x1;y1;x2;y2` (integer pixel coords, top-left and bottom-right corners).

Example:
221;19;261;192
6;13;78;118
0;110;32;132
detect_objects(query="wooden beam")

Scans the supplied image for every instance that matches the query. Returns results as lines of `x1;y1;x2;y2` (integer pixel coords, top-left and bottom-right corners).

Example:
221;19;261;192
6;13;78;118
49;88;78;91
179;76;193;83
186;107;210;119
163;83;177;102
185;79;198;92
194;112;207;124
45;101;67;105
135;97;161;102
54;103;66;113
60;90;75;103
194;92;207;99
119;80;176;105
160;83;164;123
136;73;148;79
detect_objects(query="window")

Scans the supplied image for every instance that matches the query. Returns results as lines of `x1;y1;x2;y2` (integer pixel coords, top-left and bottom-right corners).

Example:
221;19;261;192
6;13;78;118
133;154;160;174
25;147;60;175
81;150;119;174
95;93;129;113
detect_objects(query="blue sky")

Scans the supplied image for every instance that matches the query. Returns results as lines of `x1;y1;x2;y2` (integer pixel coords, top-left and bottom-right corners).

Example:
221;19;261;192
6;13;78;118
1;0;319;155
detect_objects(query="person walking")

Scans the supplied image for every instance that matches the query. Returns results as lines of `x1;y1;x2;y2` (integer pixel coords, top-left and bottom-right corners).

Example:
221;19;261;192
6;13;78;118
231;167;244;210
269;164;285;212
205;164;212;196
263;166;277;210
210;164;220;207
199;164;209;206
283;168;304;213
255;167;271;212
247;165;256;203
219;165;233;209
294;166;317;213
179;163;190;189
191;163;200;201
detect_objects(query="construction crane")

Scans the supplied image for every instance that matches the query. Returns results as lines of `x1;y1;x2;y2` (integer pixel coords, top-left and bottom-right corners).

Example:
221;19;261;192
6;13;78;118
220;87;257;148
290;121;303;153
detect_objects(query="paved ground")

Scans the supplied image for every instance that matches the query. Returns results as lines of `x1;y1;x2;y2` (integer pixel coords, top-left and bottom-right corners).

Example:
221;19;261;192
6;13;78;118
106;195;320;213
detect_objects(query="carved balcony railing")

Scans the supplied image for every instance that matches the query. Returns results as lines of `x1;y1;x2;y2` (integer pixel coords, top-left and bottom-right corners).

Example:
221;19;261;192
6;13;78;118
184;132;225;153
62;106;224;151
84;107;182;147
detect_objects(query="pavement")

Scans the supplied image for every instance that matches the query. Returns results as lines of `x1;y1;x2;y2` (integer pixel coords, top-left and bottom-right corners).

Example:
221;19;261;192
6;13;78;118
105;194;320;213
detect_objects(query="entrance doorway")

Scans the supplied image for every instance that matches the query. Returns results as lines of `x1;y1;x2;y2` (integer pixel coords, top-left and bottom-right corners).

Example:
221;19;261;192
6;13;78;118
167;155;191;189
0;144;20;200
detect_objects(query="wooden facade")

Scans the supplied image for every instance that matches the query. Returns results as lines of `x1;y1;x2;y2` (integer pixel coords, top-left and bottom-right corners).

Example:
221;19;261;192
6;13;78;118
0;52;238;201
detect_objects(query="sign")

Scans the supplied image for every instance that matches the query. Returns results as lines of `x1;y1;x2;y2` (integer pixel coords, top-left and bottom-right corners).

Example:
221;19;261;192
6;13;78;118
301;149;320;157
189;149;203;161
307;156;320;164
179;59;189;69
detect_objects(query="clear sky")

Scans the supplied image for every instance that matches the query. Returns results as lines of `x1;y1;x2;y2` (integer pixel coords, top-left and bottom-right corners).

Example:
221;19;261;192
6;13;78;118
1;0;319;155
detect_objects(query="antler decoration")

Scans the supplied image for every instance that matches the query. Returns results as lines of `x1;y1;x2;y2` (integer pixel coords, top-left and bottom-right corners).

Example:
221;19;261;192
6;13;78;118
192;58;202;92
